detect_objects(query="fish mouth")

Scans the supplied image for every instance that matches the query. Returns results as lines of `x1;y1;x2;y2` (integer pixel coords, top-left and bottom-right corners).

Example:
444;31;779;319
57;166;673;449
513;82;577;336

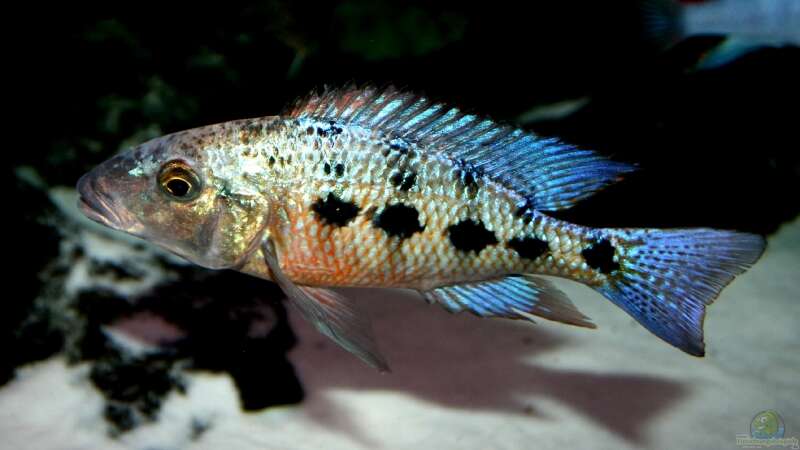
76;173;130;231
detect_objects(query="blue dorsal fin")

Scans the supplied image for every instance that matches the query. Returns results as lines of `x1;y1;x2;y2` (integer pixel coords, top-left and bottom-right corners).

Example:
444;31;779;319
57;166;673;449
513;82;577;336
286;85;635;211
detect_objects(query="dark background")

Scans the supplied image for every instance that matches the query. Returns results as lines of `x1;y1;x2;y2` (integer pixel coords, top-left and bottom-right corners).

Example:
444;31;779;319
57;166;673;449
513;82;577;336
2;0;798;435
11;0;800;234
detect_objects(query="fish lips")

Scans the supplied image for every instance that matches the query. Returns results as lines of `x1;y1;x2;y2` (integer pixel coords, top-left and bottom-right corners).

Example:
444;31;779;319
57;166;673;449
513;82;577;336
76;172;131;231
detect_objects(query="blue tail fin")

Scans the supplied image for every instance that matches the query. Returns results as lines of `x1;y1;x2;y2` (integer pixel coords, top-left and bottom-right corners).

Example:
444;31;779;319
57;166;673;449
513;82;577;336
597;229;765;356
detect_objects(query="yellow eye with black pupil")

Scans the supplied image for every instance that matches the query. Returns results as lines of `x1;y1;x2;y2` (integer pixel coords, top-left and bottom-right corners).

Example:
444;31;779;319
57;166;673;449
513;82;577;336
158;161;201;201
165;177;191;197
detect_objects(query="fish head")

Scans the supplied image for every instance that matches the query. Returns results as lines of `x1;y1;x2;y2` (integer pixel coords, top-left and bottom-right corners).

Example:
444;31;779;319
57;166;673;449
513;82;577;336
77;124;271;270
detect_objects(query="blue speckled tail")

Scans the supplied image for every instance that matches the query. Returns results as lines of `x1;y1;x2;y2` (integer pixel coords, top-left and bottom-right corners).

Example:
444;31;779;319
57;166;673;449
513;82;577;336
597;229;766;356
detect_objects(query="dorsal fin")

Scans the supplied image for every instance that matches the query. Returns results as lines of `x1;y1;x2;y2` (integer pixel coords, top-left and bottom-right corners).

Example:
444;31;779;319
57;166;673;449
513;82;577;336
286;85;634;211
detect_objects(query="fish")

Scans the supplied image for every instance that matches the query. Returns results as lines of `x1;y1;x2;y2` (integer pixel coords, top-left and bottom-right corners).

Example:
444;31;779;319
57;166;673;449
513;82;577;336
77;85;766;371
641;0;800;70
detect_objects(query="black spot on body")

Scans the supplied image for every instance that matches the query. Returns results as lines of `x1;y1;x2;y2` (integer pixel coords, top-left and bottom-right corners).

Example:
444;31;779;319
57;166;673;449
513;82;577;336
390;171;403;187
334;163;345;177
463;171;477;189
462;171;479;198
456;160;481;199
388;139;408;154
268;156;276;167
400;172;416;191
317;122;343;138
514;199;535;224
311;193;360;227
448;219;498;253
389;170;416;191
508;236;549;260
306;126;314;135
373;203;425;239
328;121;343;135
323;162;331;175
582;239;620;274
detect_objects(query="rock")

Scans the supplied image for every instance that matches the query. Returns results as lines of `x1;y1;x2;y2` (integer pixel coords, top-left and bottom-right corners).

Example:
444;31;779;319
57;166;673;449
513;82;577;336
2;174;303;437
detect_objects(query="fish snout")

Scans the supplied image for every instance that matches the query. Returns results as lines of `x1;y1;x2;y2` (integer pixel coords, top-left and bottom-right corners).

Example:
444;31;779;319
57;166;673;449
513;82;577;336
78;172;123;229
77;156;143;232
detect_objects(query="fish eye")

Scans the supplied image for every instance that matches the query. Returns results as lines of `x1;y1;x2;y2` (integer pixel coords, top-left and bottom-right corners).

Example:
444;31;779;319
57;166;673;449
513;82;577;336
158;161;201;201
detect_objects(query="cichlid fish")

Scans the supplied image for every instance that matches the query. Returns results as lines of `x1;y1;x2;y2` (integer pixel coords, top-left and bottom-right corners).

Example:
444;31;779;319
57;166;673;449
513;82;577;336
642;0;800;70
77;85;766;370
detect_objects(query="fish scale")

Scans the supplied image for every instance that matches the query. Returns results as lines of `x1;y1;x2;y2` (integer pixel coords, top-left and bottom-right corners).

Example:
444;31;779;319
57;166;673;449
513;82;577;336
244;118;597;289
78;85;766;370
215;113;727;293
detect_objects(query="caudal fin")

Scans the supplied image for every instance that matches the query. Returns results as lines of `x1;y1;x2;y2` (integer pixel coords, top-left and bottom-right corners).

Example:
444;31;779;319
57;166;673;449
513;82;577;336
597;228;765;356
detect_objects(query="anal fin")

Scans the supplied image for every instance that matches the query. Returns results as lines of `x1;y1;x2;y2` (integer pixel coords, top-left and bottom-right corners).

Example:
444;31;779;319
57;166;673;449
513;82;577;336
262;239;389;372
422;275;596;329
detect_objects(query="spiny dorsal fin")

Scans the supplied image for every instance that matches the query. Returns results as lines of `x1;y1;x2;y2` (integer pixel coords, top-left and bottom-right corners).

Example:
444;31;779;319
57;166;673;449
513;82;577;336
286;84;634;211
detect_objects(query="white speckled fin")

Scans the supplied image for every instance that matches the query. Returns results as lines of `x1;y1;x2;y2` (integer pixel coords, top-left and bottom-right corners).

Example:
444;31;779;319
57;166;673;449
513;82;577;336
422;275;596;329
262;239;390;372
286;84;634;211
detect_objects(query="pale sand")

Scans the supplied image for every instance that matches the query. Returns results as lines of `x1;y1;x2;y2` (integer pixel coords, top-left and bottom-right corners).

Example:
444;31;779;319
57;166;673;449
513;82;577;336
1;218;798;450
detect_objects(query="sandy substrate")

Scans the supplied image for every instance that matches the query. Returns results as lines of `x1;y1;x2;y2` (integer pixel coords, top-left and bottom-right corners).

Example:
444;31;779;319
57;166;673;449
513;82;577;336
2;218;798;450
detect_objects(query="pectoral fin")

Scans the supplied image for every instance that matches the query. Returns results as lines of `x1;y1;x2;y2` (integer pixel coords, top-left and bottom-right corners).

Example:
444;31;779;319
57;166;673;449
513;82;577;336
262;239;389;372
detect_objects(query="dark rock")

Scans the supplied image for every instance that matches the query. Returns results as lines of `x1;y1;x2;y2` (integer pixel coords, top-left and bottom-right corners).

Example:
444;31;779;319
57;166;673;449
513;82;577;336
3;173;304;436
